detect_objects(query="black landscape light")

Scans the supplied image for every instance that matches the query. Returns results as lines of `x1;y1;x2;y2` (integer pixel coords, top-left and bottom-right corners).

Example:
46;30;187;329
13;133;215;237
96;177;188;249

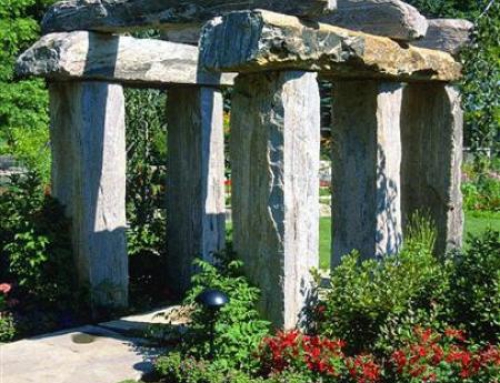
196;289;229;359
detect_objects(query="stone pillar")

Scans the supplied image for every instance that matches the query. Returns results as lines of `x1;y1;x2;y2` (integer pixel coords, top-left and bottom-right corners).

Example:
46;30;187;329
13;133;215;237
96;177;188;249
166;86;226;295
401;84;463;254
49;82;128;312
331;81;403;266
231;71;320;329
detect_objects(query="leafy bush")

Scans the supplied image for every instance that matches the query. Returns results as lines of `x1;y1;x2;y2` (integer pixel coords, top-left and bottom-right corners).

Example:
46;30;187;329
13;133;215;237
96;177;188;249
178;254;271;372
155;352;264;383
318;243;450;355
258;330;347;378
388;327;500;383
125;88;169;307
153;253;270;382
0;172;87;338
463;176;500;212
0;283;15;342
446;229;500;343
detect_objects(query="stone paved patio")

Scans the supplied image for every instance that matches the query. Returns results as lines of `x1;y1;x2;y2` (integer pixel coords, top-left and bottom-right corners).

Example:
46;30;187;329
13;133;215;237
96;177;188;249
0;308;177;383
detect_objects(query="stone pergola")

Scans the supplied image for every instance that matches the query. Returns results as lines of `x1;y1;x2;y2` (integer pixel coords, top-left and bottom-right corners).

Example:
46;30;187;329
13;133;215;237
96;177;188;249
16;0;471;328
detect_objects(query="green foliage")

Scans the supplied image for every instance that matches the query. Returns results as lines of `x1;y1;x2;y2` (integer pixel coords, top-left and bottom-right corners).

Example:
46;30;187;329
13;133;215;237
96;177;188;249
124;87;168;307
179;254;271;372
405;0;500;152
462;159;500;212
447;229;500;343
0;174;71;297
0;311;15;342
0;0;56;179
0;172;87;337
155;352;265;383
318;217;451;355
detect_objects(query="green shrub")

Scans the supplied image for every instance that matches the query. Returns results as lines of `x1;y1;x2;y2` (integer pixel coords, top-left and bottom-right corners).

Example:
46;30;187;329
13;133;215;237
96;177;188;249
0;172;87;338
318;223;451;355
155;352;265;383
463;177;500;212
178;253;271;373
447;229;500;343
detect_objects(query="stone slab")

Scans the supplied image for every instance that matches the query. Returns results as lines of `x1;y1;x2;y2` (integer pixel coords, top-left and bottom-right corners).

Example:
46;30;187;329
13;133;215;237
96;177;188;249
0;325;160;383
166;87;226;295
200;10;461;82
49;82;128;311
413;19;474;56
231;71;320;329
42;0;336;34
318;0;428;41
401;83;464;254
331;81;403;265
16;31;235;87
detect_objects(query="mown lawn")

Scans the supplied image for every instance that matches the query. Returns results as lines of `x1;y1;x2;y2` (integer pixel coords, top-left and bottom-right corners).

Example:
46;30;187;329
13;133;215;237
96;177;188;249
319;212;500;270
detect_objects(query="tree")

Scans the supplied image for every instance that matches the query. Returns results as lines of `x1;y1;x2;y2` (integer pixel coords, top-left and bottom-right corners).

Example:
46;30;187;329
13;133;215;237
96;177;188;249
406;0;500;153
0;0;56;179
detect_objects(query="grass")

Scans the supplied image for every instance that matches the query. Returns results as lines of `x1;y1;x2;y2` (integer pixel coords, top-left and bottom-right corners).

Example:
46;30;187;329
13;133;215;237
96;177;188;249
318;211;500;270
227;210;500;270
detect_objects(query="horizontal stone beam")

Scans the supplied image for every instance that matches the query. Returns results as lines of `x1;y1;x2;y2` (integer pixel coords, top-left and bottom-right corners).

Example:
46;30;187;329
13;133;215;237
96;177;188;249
158;0;429;45
42;0;336;34
16;31;235;87
413;19;474;56
200;10;462;82
318;0;428;41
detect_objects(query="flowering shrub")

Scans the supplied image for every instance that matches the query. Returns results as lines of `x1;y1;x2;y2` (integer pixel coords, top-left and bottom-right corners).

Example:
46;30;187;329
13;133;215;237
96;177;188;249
0;282;15;342
258;331;380;383
389;327;500;383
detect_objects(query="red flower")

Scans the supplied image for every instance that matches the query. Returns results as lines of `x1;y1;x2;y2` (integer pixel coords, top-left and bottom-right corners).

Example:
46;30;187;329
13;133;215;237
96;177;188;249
0;283;11;294
444;328;466;342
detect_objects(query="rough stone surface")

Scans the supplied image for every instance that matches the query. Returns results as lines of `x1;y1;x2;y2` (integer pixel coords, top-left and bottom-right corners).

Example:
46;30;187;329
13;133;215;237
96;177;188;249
331;81;403;266
200;10;461;82
318;0;428;41
161;25;202;45
16;31;235;87
413;19;474;56
0;324;160;383
166;87;226;295
49;82;128;311
159;0;428;45
42;0;336;33
231;71;320;329
401;83;463;255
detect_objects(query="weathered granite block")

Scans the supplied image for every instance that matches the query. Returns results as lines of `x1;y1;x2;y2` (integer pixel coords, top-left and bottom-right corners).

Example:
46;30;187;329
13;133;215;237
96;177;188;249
401;83;463;254
413;19;474;56
166;87;226;295
318;0;428;41
42;0;336;33
49;82;128;312
200;10;461;82
331;81;403;265
16;31;235;87
231;71;320;329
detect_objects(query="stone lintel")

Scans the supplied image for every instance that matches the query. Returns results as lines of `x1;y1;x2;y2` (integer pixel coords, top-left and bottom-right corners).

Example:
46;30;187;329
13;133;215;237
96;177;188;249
413;19;474;56
200;10;462;82
318;0;428;41
16;31;235;87
162;0;429;45
42;0;336;34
